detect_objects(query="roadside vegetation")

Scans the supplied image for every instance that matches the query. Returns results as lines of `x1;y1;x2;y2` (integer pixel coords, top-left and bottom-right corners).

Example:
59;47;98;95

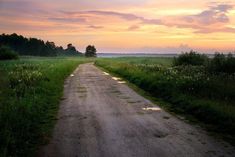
95;52;235;143
0;57;92;157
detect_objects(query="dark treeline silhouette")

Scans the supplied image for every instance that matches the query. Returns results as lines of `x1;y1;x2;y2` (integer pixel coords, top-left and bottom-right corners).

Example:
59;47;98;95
58;43;83;56
173;50;235;74
0;33;83;56
85;45;97;57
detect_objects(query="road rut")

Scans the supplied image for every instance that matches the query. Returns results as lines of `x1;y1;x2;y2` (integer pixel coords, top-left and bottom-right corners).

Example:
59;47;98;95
39;63;235;157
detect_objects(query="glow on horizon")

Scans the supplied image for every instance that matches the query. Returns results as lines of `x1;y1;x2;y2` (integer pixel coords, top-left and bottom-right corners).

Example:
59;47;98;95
0;0;235;53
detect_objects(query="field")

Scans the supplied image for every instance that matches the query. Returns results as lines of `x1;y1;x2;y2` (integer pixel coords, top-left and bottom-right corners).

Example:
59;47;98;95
95;57;235;143
0;57;92;157
1;56;235;156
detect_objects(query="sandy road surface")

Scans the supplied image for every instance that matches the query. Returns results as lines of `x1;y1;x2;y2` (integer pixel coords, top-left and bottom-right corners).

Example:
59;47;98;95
39;63;235;157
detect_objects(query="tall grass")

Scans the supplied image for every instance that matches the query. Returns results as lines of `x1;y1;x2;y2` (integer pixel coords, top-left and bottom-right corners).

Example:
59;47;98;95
95;57;235;143
0;57;91;157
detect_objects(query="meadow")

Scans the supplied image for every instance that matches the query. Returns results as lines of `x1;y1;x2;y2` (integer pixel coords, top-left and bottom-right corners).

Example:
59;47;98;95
1;55;235;156
0;57;91;157
95;56;235;143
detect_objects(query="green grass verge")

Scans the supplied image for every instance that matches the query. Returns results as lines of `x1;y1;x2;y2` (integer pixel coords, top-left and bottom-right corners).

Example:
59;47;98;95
95;57;235;145
0;57;92;157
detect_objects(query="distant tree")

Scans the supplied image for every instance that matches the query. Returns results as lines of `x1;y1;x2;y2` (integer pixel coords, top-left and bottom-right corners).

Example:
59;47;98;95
58;46;63;50
0;33;58;56
64;43;82;56
0;45;19;60
208;53;235;74
85;45;97;57
0;33;84;57
46;41;56;49
66;43;77;52
173;50;208;66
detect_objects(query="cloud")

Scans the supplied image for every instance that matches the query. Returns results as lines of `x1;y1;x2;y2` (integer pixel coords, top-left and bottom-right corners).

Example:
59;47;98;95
210;4;233;12
127;25;140;31
194;27;235;34
60;10;162;25
88;25;103;29
0;0;50;16
183;4;233;25
61;10;144;21
141;19;162;25
48;17;87;23
0;0;234;35
85;11;142;21
59;3;233;34
160;3;235;34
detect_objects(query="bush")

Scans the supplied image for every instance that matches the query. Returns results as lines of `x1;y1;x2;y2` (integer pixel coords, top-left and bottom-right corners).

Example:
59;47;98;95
208;53;235;74
174;50;208;66
0;46;19;60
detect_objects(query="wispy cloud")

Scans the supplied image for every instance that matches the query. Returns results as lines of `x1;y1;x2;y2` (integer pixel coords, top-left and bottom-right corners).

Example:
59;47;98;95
127;25;140;31
1;0;233;34
59;10;162;25
178;3;235;33
183;4;233;25
48;17;87;23
87;25;104;29
58;3;234;34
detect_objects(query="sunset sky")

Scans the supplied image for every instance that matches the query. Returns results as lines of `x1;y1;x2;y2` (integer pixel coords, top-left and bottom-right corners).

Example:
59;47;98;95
0;0;235;53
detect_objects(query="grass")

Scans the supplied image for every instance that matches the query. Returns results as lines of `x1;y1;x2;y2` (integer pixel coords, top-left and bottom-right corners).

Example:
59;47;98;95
105;57;173;66
95;57;235;144
1;55;234;156
0;57;92;157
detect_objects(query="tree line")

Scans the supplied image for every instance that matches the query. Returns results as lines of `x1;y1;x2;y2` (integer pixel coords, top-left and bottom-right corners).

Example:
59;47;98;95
0;33;97;57
173;50;235;74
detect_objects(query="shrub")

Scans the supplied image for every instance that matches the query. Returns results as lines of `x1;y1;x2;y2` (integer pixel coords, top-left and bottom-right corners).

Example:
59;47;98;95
174;50;208;66
208;53;235;74
0;46;19;60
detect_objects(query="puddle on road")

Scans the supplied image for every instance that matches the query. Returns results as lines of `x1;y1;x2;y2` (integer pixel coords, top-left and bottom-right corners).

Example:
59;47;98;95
103;72;110;76
117;80;126;84
111;77;126;84
142;107;161;111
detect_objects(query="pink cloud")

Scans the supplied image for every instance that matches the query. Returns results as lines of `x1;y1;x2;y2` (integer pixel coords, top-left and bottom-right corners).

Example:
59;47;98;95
87;25;104;29
128;25;140;31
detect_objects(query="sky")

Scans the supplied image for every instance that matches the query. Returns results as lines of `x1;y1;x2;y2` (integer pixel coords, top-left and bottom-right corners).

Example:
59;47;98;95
0;0;235;53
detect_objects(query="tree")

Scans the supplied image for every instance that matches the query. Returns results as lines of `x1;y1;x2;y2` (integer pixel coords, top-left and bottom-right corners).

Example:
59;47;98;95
66;43;77;52
64;43;83;56
0;45;19;60
173;50;208;66
0;33;83;57
0;33;58;56
85;45;97;57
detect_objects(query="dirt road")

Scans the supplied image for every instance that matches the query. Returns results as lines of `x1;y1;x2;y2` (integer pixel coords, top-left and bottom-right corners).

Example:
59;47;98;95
39;63;235;157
